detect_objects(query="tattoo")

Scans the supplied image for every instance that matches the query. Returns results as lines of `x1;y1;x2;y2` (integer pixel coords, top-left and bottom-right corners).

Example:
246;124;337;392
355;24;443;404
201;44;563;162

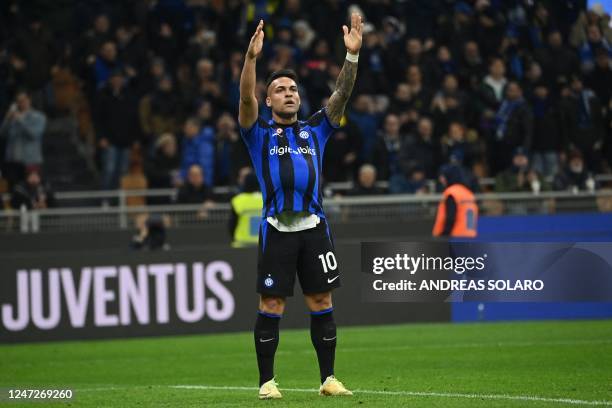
325;59;358;125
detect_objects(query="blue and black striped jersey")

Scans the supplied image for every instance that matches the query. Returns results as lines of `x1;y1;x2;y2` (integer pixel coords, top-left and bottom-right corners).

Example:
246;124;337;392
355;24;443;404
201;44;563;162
239;108;339;220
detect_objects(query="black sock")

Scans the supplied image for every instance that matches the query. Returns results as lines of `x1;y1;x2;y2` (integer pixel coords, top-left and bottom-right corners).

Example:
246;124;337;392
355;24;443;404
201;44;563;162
310;308;336;384
254;311;281;386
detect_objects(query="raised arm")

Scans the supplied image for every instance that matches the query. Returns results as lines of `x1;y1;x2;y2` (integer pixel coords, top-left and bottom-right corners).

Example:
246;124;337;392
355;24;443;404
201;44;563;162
238;20;264;128
325;13;363;126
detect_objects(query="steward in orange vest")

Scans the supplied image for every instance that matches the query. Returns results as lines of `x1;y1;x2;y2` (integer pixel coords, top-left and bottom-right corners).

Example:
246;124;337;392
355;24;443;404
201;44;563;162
432;165;478;237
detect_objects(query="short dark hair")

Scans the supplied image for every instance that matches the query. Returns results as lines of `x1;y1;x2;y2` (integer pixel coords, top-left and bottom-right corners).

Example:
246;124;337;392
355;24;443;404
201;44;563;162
265;69;298;90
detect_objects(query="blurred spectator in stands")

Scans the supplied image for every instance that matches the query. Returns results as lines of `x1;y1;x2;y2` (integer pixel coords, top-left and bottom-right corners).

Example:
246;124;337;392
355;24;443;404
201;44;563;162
11;14;57;108
145;133;180;204
177;164;215;219
389;165;429;195
522;62;544;101
553;149;597;193
10;169;55;210
491;81;533;174
401;117;439;179
405;64;433;115
474;0;506;57
478;57;507;117
570;6;612;49
139;75;182;143
437;3;476;58
91;41;121;91
322;111;361;183
0;90;47;187
348;94;379;161
534;30;580;92
150;22;180;72
180;116;215;187
530;83;562;178
371;113;404;181
400;38;435;87
432;46;457;84
115;23;147;81
354;23;389;95
293;20;316;54
577;24;612;74
347;164;386;196
78;13;112;70
94;68;141;190
431;74;468;135
214;113;250;186
495;148;542;194
585;48;612;107
440;121;480;170
194;58;224;111
458;41;485;91
559;76;606;172
139;57;167;95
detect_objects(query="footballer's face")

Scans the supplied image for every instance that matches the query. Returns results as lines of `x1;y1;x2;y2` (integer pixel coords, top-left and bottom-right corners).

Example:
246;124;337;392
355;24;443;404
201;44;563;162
266;77;300;120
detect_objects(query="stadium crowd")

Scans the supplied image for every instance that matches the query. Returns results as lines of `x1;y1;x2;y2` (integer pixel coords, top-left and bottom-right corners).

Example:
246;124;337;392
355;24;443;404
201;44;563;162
1;0;611;208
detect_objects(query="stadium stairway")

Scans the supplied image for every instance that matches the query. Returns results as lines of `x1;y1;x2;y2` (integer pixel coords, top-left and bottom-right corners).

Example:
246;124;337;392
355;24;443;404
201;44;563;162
42;116;99;195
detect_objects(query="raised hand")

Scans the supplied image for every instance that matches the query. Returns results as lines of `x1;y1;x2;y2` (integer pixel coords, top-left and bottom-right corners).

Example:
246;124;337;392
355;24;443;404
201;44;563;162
247;20;264;59
342;13;363;54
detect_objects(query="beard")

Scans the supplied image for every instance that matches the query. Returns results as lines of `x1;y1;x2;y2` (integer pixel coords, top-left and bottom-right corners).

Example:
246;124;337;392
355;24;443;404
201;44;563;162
274;109;298;120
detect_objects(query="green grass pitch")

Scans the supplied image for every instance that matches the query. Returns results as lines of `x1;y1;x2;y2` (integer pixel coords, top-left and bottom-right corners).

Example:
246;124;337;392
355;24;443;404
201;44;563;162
1;320;611;407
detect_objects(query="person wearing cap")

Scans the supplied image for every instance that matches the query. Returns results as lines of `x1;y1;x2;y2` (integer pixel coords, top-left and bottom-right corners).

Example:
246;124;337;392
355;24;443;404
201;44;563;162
495;147;543;194
432;164;478;237
229;172;263;247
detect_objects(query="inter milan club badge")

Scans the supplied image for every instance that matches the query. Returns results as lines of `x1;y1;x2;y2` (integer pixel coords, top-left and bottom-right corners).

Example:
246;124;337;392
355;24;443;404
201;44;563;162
299;130;309;139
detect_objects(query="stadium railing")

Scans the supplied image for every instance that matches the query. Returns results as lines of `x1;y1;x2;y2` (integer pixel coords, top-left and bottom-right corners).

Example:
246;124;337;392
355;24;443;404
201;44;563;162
1;189;611;233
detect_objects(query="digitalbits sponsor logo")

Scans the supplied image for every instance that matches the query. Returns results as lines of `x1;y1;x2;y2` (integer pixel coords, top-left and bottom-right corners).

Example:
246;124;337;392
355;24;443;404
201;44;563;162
269;145;316;156
299;130;309;139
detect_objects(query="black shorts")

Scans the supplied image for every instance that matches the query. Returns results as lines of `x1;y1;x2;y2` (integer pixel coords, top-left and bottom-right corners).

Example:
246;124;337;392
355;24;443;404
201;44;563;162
257;219;341;297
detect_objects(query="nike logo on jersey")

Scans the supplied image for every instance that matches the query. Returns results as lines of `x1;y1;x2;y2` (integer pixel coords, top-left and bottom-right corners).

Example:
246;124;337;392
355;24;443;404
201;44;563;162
327;276;339;284
259;338;276;343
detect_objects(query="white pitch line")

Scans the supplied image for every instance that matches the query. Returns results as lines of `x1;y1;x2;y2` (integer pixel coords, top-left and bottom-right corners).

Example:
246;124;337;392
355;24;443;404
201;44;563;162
169;384;612;406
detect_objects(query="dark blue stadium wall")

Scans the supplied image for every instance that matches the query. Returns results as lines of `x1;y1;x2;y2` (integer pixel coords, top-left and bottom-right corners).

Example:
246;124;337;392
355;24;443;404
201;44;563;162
453;213;612;322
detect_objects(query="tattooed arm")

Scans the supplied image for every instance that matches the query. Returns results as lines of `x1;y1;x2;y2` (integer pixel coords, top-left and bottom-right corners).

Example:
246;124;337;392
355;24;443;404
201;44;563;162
325;13;363;126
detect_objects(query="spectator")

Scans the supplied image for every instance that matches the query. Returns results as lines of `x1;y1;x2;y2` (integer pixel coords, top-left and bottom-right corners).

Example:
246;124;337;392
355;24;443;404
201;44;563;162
139;75;183;142
400;117;439;179
458;41;485;91
559;77;606;172
214;113;250;186
577;24;612;74
11;15;57;105
440;121;480;169
177;164;215;205
491;81;532;174
553;150;597;192
585;48;612;106
347;164;386;196
534;30;580;91
322;115;361;183
478;57;507;115
0;90;47;187
348;94;379;161
530;83;562;178
389;166;429;195
145;133;180;204
10;169;55;210
370;113;404;181
92;41;121;90
405;64;433;115
94;69;141;190
180;117;215;187
495;148;542;194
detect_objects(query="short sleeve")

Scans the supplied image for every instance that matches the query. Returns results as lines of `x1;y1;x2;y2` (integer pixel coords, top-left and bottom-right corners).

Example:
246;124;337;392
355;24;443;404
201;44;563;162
239;118;263;149
307;108;339;143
